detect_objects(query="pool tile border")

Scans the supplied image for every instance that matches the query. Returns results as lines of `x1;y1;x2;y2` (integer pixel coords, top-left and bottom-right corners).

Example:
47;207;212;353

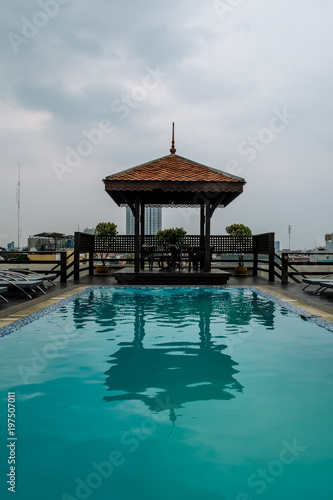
0;287;94;338
0;285;333;338
250;287;333;332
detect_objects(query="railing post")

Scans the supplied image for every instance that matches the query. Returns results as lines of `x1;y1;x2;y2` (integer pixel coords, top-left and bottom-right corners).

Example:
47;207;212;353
281;253;289;284
74;232;80;280
89;235;95;276
268;233;275;282
252;235;258;277
60;252;67;283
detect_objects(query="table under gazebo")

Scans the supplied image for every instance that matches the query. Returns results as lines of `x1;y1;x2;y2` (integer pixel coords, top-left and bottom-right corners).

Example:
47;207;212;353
103;125;246;285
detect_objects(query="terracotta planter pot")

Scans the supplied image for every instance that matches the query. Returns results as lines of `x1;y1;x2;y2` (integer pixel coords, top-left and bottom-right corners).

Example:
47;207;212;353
235;266;247;275
95;265;108;274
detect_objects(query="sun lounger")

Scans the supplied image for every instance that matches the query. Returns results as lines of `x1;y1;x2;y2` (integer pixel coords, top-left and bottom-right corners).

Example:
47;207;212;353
314;280;333;296
0;271;45;288
0;274;45;299
302;275;333;291
0;286;8;303
8;268;57;286
0;270;47;291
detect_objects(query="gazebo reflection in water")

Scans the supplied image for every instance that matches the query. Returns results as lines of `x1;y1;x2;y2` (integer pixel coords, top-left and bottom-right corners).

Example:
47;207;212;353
72;289;275;426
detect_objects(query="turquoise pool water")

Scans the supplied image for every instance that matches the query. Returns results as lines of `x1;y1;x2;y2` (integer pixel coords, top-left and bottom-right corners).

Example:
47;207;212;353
0;287;333;500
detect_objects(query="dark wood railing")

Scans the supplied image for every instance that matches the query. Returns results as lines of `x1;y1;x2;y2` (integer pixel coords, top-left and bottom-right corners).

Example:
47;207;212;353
4;238;332;285
0;233;278;283
0;251;72;283
74;231;276;281
74;232;95;280
276;252;333;284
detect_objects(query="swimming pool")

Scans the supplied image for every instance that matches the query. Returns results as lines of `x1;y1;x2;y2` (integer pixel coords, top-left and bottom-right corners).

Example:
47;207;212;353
0;286;333;500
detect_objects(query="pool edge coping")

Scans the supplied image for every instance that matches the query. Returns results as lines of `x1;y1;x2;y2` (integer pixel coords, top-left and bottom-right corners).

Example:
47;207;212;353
254;285;333;323
0;286;91;333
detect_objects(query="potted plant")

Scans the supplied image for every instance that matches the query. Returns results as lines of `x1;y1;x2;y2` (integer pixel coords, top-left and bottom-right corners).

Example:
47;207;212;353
95;222;118;274
156;227;187;246
225;223;252;275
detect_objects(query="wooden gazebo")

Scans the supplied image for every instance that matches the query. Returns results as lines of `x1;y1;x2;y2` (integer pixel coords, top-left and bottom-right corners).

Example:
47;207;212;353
103;125;246;284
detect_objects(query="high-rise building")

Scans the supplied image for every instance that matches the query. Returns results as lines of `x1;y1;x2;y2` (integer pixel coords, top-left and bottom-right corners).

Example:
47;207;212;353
126;207;162;235
325;233;333;250
126;207;135;235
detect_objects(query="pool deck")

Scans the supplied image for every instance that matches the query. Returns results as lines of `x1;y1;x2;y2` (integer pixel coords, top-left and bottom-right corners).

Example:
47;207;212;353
1;275;333;328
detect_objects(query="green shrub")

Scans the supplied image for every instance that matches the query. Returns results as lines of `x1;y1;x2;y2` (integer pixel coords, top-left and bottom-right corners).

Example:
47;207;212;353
95;222;118;265
225;223;252;238
225;224;252;267
95;222;118;238
156;227;187;246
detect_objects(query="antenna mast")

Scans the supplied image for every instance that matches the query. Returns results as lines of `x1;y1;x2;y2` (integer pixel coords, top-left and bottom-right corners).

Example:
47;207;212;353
17;165;21;251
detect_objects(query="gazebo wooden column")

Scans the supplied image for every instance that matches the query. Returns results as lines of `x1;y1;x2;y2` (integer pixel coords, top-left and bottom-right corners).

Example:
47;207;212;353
140;202;145;270
134;194;141;273
200;204;205;248
203;199;212;272
200;203;205;270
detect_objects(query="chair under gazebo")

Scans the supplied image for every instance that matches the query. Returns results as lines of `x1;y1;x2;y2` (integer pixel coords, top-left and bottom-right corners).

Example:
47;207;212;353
103;125;246;285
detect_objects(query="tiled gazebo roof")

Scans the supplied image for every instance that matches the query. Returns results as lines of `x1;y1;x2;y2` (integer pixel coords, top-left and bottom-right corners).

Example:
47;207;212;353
105;154;243;183
103;153;245;208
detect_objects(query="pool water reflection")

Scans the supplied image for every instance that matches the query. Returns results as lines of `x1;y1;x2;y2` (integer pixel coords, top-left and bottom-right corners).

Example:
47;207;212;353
0;287;332;500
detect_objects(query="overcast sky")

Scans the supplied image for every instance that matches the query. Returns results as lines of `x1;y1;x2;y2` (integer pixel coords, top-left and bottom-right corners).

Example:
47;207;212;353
1;0;332;250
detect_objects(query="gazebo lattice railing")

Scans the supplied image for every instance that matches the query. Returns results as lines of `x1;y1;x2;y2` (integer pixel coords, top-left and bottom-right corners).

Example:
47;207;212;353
73;231;275;282
94;235;254;254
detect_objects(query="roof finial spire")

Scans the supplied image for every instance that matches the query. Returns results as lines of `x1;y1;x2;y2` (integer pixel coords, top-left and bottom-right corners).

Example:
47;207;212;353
170;122;176;154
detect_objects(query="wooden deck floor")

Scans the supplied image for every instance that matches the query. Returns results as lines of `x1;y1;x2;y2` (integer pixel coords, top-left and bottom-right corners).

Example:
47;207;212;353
114;268;231;285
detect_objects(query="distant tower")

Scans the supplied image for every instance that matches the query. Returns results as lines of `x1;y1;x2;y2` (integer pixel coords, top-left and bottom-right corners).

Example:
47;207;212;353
17;165;21;250
126;207;135;235
288;225;291;250
126;207;162;235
